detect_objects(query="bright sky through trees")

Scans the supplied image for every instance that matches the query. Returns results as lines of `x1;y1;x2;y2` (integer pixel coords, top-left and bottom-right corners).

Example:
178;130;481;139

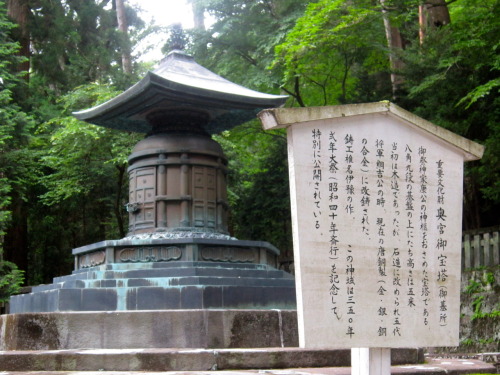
129;0;212;61
130;0;194;28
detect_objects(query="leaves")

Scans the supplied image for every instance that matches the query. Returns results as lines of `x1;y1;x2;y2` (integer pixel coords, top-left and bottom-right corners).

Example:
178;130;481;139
215;121;293;260
36;84;140;207
458;78;500;109
187;0;307;94
272;0;391;105
397;0;500;227
0;261;24;303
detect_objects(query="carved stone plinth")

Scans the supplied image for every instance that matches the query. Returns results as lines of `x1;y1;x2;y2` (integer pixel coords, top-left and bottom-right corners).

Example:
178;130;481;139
71;236;280;270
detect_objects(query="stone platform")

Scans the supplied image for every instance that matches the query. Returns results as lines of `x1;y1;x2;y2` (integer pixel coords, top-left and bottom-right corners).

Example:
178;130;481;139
8;260;296;313
0;310;298;350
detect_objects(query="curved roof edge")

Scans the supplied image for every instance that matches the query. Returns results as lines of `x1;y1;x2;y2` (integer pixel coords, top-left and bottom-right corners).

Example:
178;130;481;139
73;50;288;134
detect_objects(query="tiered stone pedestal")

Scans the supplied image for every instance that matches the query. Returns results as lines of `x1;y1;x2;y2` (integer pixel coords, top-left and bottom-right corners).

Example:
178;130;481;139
9;236;294;313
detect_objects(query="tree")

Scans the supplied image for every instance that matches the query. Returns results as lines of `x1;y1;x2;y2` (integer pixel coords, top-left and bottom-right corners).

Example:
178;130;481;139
188;0;206;30
28;0;148;92
115;0;132;74
0;0;29;294
419;0;451;41
399;0;499;229
188;0;308;93
24;84;141;282
195;0;498;254
272;0;392;106
5;0;29;75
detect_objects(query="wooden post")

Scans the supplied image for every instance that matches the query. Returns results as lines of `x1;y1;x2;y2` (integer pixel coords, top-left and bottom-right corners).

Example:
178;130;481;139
473;234;481;268
464;234;472;269
493;231;499;266
352;348;391;375
483;232;491;267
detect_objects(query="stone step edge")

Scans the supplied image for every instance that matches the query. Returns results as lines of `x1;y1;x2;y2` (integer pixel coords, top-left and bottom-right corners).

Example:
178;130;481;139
0;347;423;372
28;279;296;294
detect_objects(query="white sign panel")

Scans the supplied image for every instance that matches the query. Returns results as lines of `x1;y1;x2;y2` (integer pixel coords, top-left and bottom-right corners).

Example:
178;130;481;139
287;113;463;348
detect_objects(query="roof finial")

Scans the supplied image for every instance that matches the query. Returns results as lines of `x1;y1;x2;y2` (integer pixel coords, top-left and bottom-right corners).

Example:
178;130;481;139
167;23;187;52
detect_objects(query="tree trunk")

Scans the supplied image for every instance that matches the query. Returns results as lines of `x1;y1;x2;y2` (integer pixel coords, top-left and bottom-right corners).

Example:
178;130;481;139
419;0;451;43
379;0;405;97
191;0;205;30
3;194;29;281
6;0;30;77
115;0;132;74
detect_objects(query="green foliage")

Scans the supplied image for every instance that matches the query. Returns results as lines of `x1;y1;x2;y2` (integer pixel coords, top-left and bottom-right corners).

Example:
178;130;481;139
472;309;500;322
214;121;293;266
272;0;392;106
37;85;133;204
0;0;36;292
464;268;500;322
35;84;140;238
399;0;500;228
0;260;24;302
188;0;308;93
460;338;474;346
465;279;483;295
466;270;497;294
10;83;143;284
29;0;150;92
471;295;485;319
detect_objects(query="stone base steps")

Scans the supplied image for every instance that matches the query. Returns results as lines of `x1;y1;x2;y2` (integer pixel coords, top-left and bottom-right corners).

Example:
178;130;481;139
0;348;424;372
9;262;296;313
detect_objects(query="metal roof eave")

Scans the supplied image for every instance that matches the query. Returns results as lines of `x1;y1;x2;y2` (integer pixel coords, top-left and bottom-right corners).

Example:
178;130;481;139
74;72;288;133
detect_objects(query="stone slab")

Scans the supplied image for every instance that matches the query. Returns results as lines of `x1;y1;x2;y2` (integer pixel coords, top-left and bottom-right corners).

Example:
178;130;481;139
0;359;496;375
0;310;300;350
0;348;427;372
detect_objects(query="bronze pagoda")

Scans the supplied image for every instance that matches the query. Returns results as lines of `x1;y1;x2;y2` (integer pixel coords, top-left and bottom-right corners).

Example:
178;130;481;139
9;50;295;312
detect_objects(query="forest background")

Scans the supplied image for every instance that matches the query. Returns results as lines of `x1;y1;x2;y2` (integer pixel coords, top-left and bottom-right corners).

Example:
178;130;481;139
0;0;498;291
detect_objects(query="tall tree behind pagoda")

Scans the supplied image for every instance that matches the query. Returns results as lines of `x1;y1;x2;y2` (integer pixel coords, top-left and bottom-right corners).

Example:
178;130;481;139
272;0;392;106
29;0;123;91
115;0;132;74
188;0;308;93
0;0;31;293
5;0;29;75
26;0;150;283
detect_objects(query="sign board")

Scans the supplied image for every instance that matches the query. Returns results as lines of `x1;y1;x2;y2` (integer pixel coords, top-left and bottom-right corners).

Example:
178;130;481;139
259;102;484;349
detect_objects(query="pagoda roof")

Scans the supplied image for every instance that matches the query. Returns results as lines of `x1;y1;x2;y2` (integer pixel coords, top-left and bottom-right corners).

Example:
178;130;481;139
73;50;288;134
